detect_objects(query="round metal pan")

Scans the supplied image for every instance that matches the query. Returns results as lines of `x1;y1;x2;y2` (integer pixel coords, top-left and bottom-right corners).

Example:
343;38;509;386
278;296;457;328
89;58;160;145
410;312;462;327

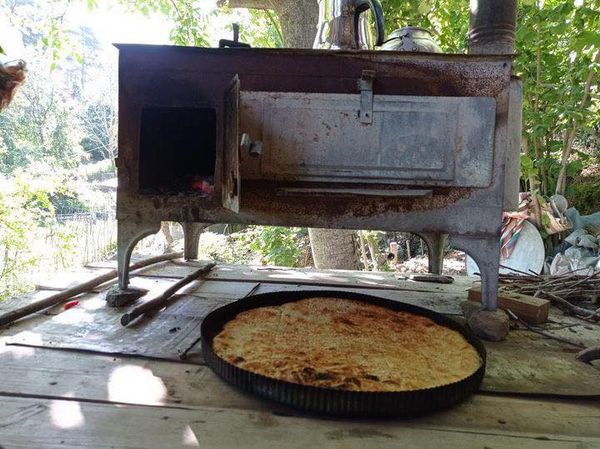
201;290;486;417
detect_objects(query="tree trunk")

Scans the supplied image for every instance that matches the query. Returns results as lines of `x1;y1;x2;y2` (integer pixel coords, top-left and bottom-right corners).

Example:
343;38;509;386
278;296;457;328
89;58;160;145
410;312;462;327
555;49;600;196
221;0;362;270
220;0;318;48
308;228;360;270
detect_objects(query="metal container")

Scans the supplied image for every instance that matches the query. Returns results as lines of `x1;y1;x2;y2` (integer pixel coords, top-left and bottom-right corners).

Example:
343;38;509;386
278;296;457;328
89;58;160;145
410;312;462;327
314;0;384;49
381;27;442;53
201;289;486;417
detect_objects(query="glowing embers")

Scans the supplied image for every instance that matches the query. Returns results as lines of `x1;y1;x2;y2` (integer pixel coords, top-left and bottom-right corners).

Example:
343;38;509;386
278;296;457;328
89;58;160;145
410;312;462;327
190;176;215;195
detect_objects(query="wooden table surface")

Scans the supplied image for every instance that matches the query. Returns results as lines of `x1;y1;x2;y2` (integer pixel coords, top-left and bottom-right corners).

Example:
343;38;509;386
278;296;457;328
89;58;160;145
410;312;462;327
0;261;598;449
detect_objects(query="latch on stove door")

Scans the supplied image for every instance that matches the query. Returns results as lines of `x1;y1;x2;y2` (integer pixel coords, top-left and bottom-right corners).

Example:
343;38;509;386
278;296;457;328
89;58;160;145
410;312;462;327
358;70;375;124
240;133;262;158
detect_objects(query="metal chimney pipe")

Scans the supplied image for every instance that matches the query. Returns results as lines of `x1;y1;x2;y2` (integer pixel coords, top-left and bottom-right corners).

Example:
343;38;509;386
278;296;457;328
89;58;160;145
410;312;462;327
468;0;517;54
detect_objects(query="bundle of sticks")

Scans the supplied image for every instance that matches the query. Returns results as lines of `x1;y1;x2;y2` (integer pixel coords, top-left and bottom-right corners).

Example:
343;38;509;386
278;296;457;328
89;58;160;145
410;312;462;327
498;265;600;321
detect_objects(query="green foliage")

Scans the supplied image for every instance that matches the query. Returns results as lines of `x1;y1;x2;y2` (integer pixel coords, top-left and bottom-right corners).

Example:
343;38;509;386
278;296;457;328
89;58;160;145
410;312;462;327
120;0;216;47
194;226;309;267
515;0;599;196
243;10;284;48
0;171;61;299
0;67;86;174
381;0;599;198
0;187;38;300
381;0;469;52
80;103;116;162
0;164;111;300
242;226;308;267
568;178;600;215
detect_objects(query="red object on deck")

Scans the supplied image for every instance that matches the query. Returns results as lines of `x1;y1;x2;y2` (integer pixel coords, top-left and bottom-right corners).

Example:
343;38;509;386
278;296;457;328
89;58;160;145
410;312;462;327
64;300;80;310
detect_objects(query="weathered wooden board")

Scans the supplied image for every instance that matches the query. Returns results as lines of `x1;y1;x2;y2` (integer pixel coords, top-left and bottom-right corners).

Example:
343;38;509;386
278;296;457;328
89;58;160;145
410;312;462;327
544;310;600;348
251;282;464;314
34;266;115;291
86;260;475;294
6;280;463;362
482;331;600;396
0;395;597;449
3;292;207;362
8;284;600;396
469;285;550;324
6;266;600;397
0;345;599;441
0;290;57;312
0;291;98;341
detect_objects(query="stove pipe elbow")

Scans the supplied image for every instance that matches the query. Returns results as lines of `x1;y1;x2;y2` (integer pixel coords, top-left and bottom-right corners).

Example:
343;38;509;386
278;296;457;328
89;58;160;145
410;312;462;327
468;0;517;55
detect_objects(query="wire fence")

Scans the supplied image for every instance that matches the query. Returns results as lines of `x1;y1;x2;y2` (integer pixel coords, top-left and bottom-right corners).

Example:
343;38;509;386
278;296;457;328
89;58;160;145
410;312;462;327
47;209;117;271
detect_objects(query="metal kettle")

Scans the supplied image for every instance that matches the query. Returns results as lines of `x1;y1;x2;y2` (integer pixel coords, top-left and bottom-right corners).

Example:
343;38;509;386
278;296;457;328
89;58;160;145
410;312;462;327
314;0;385;50
380;27;442;53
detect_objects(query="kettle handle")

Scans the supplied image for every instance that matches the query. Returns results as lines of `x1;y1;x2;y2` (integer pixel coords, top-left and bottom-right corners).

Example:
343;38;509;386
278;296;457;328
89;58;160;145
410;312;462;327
354;0;385;47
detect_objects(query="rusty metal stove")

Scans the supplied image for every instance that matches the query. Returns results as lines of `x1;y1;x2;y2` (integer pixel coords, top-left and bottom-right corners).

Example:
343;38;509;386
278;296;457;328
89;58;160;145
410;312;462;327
108;0;521;311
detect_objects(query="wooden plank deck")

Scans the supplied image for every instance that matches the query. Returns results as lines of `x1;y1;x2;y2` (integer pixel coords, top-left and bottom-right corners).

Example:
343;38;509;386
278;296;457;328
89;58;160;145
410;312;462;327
1;261;599;449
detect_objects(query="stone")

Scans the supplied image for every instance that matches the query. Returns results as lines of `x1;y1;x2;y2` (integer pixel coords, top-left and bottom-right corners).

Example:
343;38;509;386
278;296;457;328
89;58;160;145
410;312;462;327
461;301;510;342
461;301;480;321
105;286;147;307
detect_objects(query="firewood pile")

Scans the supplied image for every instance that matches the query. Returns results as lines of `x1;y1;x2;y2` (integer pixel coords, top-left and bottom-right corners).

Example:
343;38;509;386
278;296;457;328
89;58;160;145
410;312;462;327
499;267;600;321
0;60;26;112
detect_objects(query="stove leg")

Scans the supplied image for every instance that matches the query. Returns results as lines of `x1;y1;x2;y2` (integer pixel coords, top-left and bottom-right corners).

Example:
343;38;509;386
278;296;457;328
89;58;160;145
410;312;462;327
416;232;448;275
105;219;161;307
181;222;208;260
449;234;500;311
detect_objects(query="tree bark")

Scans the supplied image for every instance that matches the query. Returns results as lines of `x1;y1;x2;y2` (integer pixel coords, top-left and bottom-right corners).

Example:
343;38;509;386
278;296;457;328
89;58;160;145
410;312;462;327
221;0;362;270
308;228;360;270
219;0;318;48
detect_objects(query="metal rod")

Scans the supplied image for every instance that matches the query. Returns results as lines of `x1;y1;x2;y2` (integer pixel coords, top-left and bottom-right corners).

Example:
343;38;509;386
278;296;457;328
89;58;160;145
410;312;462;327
121;262;216;326
0;252;184;328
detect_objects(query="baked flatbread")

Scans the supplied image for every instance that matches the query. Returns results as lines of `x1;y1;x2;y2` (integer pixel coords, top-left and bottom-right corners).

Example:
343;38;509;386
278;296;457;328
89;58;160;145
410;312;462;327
213;297;481;392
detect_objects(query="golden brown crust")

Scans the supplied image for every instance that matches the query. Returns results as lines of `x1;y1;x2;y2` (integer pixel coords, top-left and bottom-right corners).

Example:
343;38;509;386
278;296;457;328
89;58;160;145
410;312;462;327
212;297;481;392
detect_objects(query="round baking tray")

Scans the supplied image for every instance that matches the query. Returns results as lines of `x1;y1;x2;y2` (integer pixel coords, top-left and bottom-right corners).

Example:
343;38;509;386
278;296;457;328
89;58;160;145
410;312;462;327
201;290;486;417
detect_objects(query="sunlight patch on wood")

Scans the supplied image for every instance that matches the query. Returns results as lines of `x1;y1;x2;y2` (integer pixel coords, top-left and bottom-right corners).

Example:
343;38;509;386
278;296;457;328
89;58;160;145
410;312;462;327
108;365;168;405
182;425;201;447
50;395;84;429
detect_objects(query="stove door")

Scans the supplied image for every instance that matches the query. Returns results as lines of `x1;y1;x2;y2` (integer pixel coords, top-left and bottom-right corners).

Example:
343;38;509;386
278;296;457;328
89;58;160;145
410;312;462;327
222;75;241;212
241;92;496;187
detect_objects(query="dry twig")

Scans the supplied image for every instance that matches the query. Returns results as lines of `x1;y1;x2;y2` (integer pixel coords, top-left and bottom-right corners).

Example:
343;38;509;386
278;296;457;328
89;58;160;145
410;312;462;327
497;270;600;322
506;309;586;349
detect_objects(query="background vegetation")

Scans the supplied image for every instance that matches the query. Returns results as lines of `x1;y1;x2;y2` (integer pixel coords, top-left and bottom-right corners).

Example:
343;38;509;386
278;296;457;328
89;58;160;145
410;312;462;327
0;0;598;300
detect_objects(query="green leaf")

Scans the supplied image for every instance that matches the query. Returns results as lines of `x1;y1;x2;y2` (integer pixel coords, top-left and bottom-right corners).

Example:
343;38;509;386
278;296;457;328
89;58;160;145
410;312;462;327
417;1;431;14
575;30;600;49
567;160;584;177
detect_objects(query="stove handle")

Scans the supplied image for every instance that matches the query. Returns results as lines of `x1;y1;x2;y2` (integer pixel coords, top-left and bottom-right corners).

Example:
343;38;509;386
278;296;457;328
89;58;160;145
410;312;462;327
354;0;385;47
240;133;262;158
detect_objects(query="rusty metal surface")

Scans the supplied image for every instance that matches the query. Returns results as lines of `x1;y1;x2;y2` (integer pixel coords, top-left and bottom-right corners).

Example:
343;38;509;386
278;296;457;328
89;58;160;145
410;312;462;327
113;45;519;311
115;45;513;232
116;45;513;98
